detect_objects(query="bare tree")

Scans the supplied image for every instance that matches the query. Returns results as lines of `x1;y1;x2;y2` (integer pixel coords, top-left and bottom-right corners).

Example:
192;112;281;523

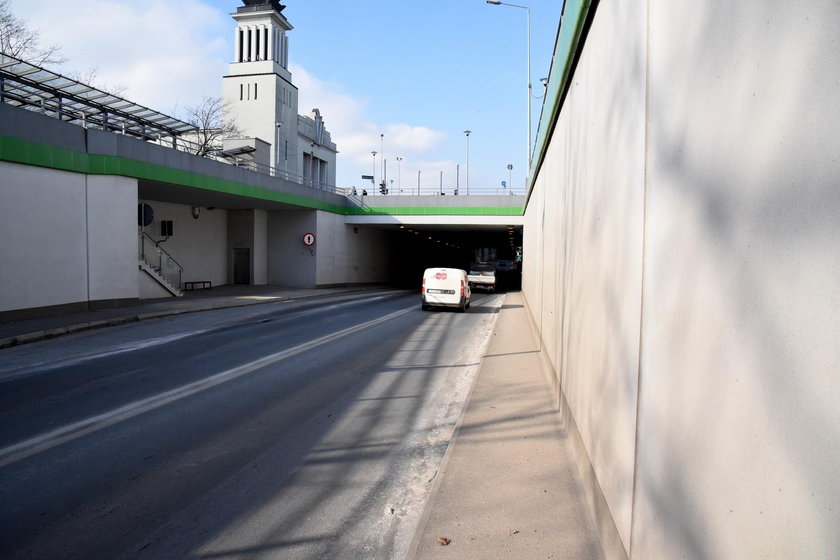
67;65;128;97
0;0;64;65
182;96;242;157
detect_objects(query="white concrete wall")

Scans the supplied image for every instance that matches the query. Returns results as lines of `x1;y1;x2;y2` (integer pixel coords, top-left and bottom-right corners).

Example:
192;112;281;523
253;209;268;285
88;176;140;302
0;162;88;311
140;200;228;292
524;1;840;558
138;269;172;299
267;209;317;287
0;162;138;313
315;211;390;286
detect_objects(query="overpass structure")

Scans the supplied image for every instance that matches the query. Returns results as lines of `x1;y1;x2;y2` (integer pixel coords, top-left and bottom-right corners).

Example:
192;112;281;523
0;96;523;320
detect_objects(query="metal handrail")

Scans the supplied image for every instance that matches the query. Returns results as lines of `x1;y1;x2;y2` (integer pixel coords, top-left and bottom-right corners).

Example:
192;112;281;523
139;231;184;289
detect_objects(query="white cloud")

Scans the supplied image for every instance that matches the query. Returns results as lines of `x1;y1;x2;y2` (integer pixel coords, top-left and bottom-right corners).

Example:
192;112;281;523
10;0;229;113
290;63;448;189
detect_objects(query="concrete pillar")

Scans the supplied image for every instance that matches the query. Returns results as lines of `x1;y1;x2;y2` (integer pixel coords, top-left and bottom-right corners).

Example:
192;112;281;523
250;26;258;61
235;26;241;62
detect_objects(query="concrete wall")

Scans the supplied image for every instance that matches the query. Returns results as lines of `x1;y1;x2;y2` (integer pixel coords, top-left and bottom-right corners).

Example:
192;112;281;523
0;161;138;316
141;200;228;291
523;1;840;558
88;176;141;302
267;209;317;287
315;211;391;286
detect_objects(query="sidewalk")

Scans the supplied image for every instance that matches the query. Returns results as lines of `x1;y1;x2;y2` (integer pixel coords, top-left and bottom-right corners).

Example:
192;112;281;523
409;291;604;559
0;284;377;349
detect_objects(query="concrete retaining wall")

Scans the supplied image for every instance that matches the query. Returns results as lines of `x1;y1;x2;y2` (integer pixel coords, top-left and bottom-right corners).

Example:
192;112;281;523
0;161;138;315
315;211;391;286
523;1;840;558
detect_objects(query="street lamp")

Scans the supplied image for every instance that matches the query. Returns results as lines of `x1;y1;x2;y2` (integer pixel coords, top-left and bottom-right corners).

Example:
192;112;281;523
486;0;531;167
396;156;403;194
533;77;549;99
464;130;471;195
371;151;377;192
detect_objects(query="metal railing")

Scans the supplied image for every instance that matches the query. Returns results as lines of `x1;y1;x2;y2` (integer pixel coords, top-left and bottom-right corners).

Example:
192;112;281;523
346;185;525;197
139;232;183;290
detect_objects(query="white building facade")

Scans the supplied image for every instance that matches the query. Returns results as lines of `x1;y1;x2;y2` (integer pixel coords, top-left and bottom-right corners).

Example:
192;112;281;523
222;0;337;188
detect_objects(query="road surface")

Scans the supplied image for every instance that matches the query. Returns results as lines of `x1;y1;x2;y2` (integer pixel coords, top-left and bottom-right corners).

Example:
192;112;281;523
0;289;504;559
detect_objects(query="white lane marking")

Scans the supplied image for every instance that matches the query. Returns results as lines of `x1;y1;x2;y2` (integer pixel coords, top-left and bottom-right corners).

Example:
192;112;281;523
0;331;211;382
0;305;415;468
0;292;404;382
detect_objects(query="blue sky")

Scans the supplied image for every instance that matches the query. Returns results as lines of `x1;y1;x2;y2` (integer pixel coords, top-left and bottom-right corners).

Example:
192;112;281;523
9;0;562;194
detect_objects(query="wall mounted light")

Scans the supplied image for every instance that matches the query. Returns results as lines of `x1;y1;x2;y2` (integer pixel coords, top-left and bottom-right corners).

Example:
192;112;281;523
191;206;200;219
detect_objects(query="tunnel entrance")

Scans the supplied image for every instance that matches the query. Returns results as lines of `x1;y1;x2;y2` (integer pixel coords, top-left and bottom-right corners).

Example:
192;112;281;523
381;224;523;291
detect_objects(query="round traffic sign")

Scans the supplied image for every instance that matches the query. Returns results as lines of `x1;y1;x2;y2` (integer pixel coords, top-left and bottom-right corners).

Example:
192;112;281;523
302;232;316;246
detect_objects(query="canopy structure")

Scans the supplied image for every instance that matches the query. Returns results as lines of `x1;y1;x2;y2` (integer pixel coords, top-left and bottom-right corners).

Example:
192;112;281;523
0;52;195;144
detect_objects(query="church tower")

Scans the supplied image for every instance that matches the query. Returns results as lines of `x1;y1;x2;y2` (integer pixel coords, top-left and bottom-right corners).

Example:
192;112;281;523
222;1;299;177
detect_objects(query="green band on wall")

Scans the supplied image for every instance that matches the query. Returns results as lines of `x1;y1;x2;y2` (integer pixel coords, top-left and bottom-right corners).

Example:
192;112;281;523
1;135;523;217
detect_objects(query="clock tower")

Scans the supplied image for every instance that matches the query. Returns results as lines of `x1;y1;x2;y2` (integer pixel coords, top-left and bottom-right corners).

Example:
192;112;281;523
222;1;298;176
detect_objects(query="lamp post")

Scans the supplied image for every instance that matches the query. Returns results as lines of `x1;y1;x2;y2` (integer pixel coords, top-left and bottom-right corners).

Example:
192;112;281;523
486;0;531;167
464;130;471;195
371;151;377;192
396;156;403;194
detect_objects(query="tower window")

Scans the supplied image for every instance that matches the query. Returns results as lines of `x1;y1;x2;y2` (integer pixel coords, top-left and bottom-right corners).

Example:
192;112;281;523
263;27;269;62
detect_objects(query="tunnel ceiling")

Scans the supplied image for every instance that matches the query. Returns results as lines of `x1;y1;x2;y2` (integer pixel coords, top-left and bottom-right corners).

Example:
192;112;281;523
365;223;522;255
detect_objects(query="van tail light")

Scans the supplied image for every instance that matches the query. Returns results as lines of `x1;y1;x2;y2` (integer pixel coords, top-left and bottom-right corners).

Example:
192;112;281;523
460;280;465;296
422;277;426;294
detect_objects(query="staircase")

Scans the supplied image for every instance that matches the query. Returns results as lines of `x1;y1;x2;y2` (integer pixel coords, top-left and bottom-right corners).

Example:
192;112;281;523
139;232;184;297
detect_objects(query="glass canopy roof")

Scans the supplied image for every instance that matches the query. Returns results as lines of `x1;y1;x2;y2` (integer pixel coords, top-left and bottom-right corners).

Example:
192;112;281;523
0;52;195;141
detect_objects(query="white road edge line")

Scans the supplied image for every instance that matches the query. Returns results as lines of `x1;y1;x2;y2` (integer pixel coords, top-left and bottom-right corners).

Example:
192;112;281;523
0;305;415;468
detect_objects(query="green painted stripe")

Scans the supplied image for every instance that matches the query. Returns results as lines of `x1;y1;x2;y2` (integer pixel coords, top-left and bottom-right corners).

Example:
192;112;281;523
1;135;523;217
527;0;594;204
346;205;523;216
1;135;346;213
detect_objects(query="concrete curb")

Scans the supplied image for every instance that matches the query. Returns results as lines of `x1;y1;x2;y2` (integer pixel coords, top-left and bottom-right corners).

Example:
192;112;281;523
404;297;500;558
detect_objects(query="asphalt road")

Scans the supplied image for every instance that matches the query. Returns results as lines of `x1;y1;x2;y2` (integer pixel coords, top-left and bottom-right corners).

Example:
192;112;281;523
0;289;505;560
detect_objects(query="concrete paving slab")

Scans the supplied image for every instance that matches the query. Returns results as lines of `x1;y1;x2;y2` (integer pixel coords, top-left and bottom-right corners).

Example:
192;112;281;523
410;292;604;560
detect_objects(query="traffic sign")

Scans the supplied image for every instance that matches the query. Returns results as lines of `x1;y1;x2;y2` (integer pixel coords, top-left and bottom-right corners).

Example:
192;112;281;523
302;232;316;246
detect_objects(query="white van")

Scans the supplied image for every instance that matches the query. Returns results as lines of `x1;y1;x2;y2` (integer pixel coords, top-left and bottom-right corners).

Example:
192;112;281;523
421;267;471;312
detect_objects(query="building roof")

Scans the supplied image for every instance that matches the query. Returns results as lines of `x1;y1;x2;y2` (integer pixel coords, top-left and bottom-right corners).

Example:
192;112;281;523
0;52;195;140
239;0;286;14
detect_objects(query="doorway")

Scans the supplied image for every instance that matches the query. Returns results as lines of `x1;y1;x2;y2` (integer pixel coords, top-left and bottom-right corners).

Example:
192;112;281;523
233;248;251;285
